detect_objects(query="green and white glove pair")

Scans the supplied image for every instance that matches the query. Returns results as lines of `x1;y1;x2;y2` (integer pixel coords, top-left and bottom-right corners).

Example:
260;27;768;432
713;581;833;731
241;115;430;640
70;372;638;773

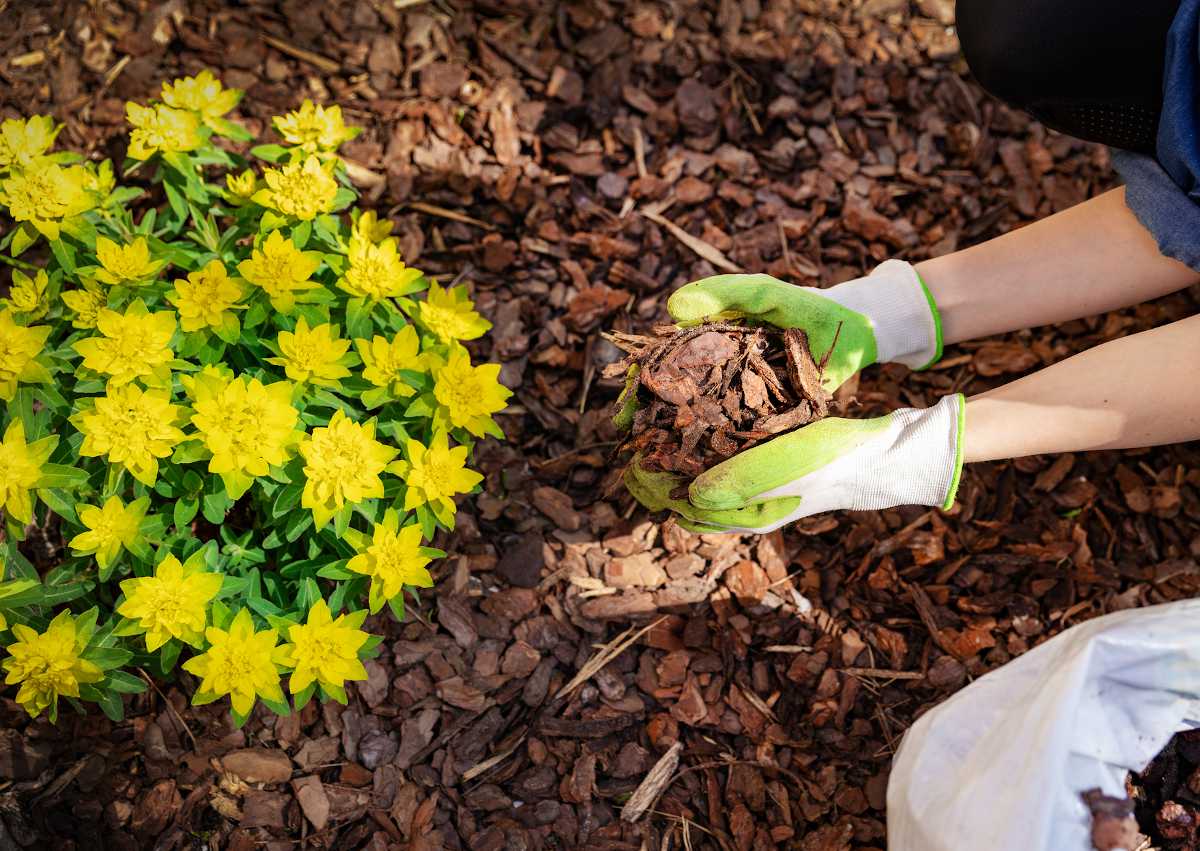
626;260;967;534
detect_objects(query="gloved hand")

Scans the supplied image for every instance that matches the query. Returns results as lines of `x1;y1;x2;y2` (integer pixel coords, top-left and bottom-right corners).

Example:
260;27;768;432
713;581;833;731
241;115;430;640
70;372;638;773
626;394;965;533
667;259;944;390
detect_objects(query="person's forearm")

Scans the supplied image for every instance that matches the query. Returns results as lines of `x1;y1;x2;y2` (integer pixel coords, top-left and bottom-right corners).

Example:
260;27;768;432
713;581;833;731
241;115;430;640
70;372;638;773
963;314;1200;462
916;188;1198;345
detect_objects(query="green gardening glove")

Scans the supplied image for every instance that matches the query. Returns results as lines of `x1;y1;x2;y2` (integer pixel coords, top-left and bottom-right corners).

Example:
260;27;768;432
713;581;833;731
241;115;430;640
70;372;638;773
628;395;966;534
668;260;944;390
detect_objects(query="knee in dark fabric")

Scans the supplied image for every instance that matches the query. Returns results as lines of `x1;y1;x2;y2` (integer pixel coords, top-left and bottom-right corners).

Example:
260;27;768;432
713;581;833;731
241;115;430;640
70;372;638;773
955;0;1038;106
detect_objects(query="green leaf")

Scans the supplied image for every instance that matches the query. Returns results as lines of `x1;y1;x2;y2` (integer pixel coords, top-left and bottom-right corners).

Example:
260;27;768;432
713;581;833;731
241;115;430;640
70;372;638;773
272;483;303;518
284;511;313;544
316;562;352;580
331;187;356;212
202;490;231;525
293;681;316;712
243;300;268;330
247;595;282;617
49;238;77;274
210;599;233;630
74;606;99;643
163;178;189;227
98;689;125;721
11;222;38;256
37;488;79;524
36;464;89;489
259;693;292;717
107;669;149;694
250;143;289;163
298;577;321;611
87;647;134;670
345;296;372;339
174;497;199;529
33;382;71;413
260;210;289;232
159;640;182;677
112;617;145;638
209;116;255;142
292;220;312;249
388;592;406;622
40;581;90;606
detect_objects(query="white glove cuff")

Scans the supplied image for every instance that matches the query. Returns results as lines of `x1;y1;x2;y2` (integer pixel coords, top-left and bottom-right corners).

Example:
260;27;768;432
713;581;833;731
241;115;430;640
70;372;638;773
823;259;943;369
876;393;965;511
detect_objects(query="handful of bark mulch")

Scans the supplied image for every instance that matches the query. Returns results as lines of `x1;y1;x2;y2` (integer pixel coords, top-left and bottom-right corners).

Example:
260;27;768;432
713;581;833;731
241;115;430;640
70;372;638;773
604;321;838;480
1085;729;1200;851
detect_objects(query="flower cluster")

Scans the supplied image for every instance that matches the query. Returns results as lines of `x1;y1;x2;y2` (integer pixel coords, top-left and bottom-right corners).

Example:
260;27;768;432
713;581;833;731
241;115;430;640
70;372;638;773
0;74;508;723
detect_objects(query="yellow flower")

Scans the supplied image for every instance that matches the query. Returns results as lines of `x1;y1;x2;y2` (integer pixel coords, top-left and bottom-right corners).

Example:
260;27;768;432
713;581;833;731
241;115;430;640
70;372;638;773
338;234;424;302
94;236;163;285
433;346;511;438
61;284;105;329
2;269;48;320
278;600;369;697
347;510;433;613
73;299;176;386
69;495;148;571
394;431;483;526
417;281;491;343
0;159;95;239
72;384;186;485
181;608;288;717
118;554;224;651
0;116;59;171
252;155;338;221
160;70;241;120
237;229;321;313
178;363;234;399
81;159;115;201
0;419;56;525
299;409;399;529
355;325;423;400
268;317;354;386
167;259;245;333
2;610;103;720
272;100;360;153
353;209;392;243
125;102;203;159
225;168;257;200
189;373;300;498
0;309;51;401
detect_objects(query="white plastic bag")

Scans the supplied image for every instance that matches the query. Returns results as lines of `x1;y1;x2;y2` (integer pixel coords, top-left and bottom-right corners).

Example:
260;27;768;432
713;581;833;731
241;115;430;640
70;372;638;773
888;599;1200;851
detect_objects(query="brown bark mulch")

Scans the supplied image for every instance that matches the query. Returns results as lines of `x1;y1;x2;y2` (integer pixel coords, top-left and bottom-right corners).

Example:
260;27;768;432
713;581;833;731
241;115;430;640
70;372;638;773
3;1;1200;850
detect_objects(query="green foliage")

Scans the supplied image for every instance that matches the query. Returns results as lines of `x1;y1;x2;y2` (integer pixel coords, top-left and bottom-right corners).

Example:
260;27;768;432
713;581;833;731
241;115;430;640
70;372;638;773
0;73;507;722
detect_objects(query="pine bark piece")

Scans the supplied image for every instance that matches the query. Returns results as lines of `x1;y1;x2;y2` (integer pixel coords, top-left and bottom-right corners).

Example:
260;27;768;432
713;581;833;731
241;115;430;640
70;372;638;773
612;321;834;482
620;740;684;823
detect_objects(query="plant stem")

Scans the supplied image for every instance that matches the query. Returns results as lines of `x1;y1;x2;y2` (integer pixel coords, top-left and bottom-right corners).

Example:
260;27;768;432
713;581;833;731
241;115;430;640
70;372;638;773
0;253;40;272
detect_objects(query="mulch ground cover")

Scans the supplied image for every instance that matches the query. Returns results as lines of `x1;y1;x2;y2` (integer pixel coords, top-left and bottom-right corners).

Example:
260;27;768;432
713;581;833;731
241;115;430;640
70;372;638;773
2;1;1200;849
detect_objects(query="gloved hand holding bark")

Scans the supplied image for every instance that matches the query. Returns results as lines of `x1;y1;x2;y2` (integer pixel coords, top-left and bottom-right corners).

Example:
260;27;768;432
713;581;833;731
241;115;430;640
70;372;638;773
614;189;1200;533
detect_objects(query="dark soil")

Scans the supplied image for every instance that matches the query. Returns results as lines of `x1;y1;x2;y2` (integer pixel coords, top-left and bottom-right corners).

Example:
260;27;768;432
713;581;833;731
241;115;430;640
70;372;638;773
608;321;833;479
3;1;1200;850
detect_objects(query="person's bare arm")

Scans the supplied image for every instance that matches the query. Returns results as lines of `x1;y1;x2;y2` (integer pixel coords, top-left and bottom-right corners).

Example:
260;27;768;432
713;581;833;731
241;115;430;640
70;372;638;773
917;187;1199;345
964;313;1200;462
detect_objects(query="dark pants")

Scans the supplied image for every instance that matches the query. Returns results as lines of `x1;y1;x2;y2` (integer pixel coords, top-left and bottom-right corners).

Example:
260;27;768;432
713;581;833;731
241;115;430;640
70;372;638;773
956;0;1182;153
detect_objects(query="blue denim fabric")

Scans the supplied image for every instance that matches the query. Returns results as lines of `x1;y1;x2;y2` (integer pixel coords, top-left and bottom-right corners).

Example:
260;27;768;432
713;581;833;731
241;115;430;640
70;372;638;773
1115;0;1200;271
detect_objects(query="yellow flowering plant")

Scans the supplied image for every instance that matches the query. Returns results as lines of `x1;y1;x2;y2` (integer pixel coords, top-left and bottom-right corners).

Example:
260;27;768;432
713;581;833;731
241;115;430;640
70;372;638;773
0;73;508;725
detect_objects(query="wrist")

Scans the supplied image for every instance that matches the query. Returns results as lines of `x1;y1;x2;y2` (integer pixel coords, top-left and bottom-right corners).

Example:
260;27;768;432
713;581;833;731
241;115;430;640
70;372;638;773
823;260;943;369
